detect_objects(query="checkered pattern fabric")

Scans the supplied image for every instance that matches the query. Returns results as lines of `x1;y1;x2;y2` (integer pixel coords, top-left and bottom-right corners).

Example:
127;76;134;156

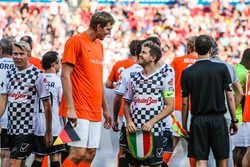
7;66;42;135
129;64;174;136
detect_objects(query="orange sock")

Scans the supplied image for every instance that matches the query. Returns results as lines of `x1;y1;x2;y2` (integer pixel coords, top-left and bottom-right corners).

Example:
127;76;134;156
77;161;91;167
162;152;173;164
189;157;196;167
42;156;49;167
61;158;77;167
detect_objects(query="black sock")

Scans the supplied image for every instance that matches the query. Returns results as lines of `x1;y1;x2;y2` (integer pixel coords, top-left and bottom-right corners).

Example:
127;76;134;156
31;160;42;167
50;161;61;167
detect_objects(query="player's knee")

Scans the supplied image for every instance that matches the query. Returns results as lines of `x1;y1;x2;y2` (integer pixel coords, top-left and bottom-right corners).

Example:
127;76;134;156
0;150;10;158
34;154;44;162
84;149;96;162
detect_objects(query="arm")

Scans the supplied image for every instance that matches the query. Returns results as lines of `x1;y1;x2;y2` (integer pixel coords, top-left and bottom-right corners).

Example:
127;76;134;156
61;63;77;126
233;81;244;108
182;96;189;131
112;94;123;131
42;98;53;147
0;95;7;134
124;100;136;133
226;90;238;135
102;86;112;129
142;97;174;132
0;95;7;118
105;79;114;89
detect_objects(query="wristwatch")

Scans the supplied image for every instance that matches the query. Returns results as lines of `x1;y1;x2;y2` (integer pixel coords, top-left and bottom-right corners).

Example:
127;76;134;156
231;119;239;124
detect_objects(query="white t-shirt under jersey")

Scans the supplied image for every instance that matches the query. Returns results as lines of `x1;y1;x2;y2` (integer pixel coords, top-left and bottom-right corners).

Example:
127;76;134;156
0;57;15;129
34;73;64;136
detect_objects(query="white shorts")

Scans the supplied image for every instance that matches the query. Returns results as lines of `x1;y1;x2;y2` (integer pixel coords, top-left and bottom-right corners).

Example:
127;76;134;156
172;110;191;137
232;123;250;147
68;119;101;148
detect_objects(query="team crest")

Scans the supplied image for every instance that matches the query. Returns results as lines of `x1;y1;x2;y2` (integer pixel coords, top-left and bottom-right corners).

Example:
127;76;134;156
127;129;153;160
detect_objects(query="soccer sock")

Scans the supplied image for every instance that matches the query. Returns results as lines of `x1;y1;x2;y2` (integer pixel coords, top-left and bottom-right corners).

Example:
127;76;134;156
61;158;77;167
189;157;196;167
162;152;172;165
50;161;61;167
77;161;91;167
31;160;42;167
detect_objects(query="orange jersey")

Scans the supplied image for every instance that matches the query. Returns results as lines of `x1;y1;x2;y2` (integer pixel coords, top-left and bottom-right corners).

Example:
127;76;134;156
29;56;42;70
171;54;197;111
243;71;250;122
108;58;136;83
108;58;136;116
59;32;104;121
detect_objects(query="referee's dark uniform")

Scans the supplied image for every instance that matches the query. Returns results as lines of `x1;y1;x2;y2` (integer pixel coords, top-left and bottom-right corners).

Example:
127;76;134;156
181;58;232;160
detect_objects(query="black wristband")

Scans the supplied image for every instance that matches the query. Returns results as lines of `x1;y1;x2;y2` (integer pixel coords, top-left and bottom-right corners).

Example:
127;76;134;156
231;119;239;124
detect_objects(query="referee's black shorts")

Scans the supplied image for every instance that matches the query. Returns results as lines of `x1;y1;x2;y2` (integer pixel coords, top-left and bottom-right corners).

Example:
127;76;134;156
188;114;229;160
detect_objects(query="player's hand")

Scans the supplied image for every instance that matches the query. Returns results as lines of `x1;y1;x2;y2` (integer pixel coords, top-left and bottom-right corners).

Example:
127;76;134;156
112;121;120;132
142;121;154;132
126;120;137;133
67;109;77;127
103;111;112;129
230;123;238;135
0;124;2;134
44;131;53;148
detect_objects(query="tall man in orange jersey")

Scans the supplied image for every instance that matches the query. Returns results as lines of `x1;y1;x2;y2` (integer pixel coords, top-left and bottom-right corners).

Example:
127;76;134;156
59;11;115;167
170;36;197;167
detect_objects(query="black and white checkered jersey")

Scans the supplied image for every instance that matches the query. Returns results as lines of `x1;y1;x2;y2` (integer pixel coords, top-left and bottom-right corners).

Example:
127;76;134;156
124;64;175;136
34;73;64;136
0;58;15;129
2;65;50;135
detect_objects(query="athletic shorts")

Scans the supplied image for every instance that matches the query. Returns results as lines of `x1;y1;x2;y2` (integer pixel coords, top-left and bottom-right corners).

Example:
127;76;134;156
33;136;65;156
188;114;229;160
243;123;250;147
9;134;34;160
1;129;10;150
68;119;101;148
232;124;245;147
163;129;173;153
172;110;191;137
119;124;128;150
126;134;164;166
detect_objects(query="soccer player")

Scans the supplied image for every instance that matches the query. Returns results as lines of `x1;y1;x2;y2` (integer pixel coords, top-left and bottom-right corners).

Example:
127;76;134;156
181;35;238;167
59;11;115;167
32;51;64;167
0;37;15;167
170;36;197;167
232;48;250;166
0;41;52;167
20;35;42;70
124;41;175;167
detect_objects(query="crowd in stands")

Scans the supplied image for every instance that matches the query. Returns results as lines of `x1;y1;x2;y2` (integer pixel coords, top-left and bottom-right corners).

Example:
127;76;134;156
0;0;249;79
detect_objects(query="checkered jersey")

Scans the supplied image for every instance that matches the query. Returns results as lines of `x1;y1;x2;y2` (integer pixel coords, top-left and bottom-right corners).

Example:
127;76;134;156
35;73;64;136
0;58;15;128
3;65;50;135
124;64;175;136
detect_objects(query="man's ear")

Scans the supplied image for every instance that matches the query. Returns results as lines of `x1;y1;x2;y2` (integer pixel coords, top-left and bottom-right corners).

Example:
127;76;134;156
96;24;102;31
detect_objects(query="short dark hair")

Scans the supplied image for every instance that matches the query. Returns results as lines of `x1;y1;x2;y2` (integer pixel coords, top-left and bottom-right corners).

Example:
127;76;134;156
143;41;162;64
129;40;141;56
20;36;33;49
89;11;115;29
242;48;250;62
144;36;161;47
41;51;59;70
195;35;212;55
208;36;219;56
0;38;14;55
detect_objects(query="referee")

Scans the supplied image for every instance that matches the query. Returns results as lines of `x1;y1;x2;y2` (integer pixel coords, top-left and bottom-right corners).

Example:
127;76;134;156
181;35;238;167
